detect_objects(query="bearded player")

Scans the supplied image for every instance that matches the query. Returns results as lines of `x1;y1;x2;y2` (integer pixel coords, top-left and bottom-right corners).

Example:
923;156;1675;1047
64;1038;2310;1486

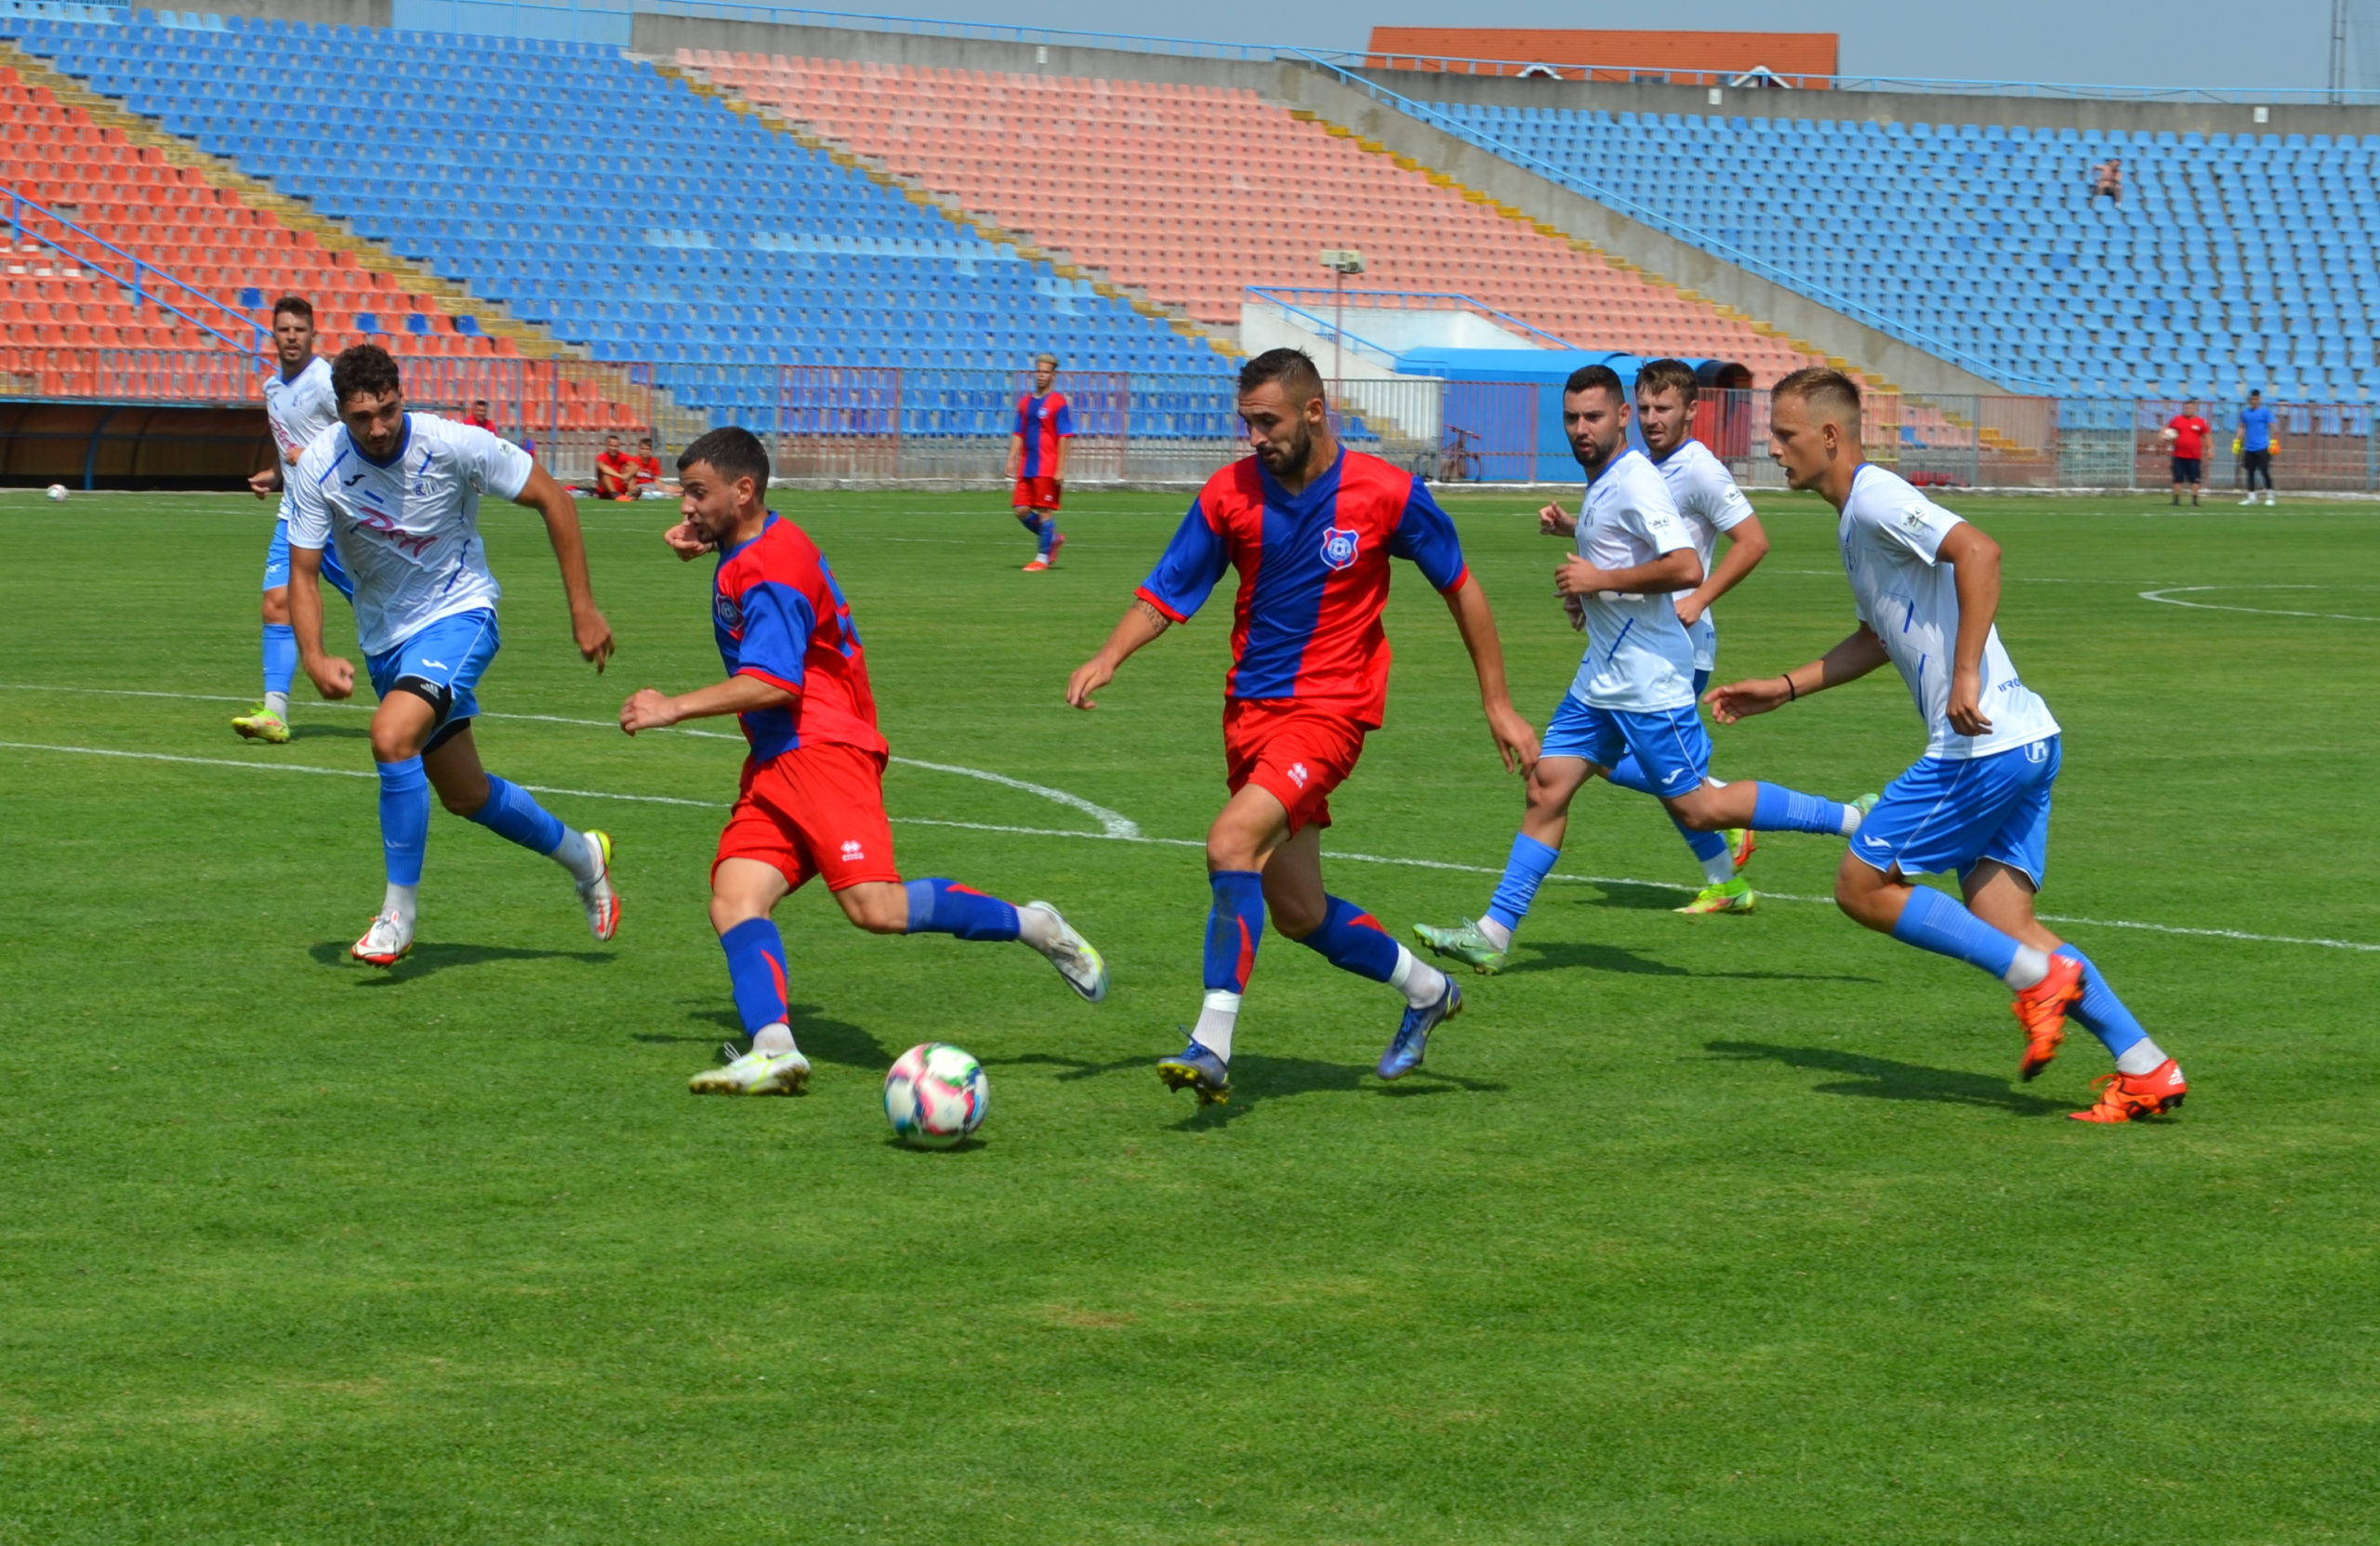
1066;349;1539;1104
626;428;1109;1096
1708;369;2187;1124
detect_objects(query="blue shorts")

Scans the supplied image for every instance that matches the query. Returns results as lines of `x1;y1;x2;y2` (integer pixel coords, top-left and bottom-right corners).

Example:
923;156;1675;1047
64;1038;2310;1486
364;608;499;749
1542;692;1712;799
1850;736;2061;888
264;515;354;601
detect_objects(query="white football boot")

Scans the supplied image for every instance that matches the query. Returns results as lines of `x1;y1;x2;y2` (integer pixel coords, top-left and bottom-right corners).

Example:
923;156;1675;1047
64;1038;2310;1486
575;830;620;942
1023;901;1109;1003
689;1043;812;1096
351;909;415;968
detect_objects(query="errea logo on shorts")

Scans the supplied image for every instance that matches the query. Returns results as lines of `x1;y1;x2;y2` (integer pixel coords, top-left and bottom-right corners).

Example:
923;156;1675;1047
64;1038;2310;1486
1286;762;1310;788
840;839;866;862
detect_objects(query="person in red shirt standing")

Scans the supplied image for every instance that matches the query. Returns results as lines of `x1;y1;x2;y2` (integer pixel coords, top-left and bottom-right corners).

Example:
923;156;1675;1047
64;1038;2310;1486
594;433;636;502
2165;401;2212;507
1006;352;1073;572
1065;349;1540;1105
620;428;1111;1096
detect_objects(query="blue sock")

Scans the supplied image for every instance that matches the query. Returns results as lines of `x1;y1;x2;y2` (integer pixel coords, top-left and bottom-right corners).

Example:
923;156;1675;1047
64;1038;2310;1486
1602;753;1657;797
1890;886;2020;979
903;878;1021;942
1751;781;1853;835
1294;895;1400;983
465;773;567;856
1204;869;1265;992
720;917;790;1032
261;622;296;699
1038;518;1058;557
1675;818;1730;867
1017;512;1045;548
377;756;430;887
1485;834;1561;935
2054;945;2149;1060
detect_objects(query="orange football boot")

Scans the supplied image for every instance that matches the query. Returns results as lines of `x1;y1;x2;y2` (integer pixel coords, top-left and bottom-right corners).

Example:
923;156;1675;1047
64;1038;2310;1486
2011;953;2084;1081
2069;1059;2188;1123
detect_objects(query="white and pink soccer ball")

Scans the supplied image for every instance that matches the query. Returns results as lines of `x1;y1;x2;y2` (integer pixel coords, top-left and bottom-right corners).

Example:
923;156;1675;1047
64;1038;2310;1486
45;483;67;501
883;1042;988;1148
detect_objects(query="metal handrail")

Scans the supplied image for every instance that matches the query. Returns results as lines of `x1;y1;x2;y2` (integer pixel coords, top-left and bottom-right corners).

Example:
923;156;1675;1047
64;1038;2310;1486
1287;54;2057;393
2;182;267;355
1245;285;1580;351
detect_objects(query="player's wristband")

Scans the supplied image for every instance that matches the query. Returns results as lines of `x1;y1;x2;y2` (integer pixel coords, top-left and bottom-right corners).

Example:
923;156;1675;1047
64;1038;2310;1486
1783;672;1797;703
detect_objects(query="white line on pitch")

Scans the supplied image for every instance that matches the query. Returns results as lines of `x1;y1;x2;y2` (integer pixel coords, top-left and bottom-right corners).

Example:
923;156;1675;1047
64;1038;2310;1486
3;736;2374;958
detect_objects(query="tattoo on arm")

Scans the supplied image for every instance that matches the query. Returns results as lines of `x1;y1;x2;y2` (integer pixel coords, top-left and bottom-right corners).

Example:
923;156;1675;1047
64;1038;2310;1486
1132;597;1173;632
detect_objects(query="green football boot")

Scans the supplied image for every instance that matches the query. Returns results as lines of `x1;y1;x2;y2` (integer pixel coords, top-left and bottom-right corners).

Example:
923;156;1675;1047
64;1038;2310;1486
1410;918;1510;975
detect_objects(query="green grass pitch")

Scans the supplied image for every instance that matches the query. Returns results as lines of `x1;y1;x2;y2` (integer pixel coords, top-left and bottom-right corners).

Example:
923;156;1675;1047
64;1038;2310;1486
2;483;2375;1544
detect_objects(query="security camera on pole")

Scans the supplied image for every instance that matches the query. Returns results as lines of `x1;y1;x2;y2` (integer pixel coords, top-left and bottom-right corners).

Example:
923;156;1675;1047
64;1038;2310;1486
1319;248;1365;383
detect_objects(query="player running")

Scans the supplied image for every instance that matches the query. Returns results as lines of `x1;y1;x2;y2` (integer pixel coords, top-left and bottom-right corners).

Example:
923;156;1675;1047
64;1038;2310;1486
1066;349;1539;1104
1413;364;1872;974
1709;369;2186;1124
623;428;1109;1096
235;296;354;745
1006;352;1072;571
284;344;622;969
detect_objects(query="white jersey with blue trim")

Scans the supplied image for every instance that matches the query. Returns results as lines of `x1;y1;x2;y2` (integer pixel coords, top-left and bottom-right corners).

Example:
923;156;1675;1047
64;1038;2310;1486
284;413;534;655
262;357;339;509
1648;437;1754;672
1838;462;2060;760
1569;447;1700;714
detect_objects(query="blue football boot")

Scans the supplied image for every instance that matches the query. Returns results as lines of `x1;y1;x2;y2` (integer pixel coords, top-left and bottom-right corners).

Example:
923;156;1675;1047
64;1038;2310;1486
1378;975;1463;1080
1157;1038;1231;1105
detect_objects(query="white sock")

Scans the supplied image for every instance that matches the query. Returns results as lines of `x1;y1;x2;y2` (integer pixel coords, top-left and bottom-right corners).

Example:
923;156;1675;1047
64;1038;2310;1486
1839;803;1864;836
1476;916;1514;952
2003;945;2050;991
2116;1039;2171;1077
1016;902;1059;952
382;881;417;929
1387;945;1447;1010
751;1020;798;1056
1192;990;1240;1062
262;689;290;719
550;826;601;885
1698;847;1736;886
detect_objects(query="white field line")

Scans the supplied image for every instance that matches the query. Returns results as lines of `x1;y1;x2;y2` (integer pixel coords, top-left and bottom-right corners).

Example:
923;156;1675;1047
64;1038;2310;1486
2136;585;2380;622
2;727;2374;958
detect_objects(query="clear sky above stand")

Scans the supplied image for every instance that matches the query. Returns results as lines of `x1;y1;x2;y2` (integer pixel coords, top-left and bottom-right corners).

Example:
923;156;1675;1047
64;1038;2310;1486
853;0;2357;93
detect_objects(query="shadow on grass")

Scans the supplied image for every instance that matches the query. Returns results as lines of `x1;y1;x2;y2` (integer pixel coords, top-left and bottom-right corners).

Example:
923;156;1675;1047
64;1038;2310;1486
309;939;615;982
652;1002;892;1069
288;723;371;742
1517;940;1878;984
1563;879;1697;913
990;1050;1504;1129
1705;1039;2069;1117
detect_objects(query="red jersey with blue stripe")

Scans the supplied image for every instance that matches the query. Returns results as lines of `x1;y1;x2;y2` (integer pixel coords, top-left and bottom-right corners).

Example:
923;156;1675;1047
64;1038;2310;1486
1135;448;1470;728
1013;391;1075;478
713;512;886;763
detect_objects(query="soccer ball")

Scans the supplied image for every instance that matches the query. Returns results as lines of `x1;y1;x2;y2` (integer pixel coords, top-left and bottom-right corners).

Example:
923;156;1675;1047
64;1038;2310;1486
883;1042;988;1148
45;483;67;501
2159;426;2178;443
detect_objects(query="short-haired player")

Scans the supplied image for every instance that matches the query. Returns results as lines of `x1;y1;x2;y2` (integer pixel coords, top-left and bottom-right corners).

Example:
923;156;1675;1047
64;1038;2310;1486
1413;365;1872;974
1007;353;1072;571
625;428;1109;1095
284;345;622;968
1068;349;1540;1103
1708;369;2186;1123
234;296;355;744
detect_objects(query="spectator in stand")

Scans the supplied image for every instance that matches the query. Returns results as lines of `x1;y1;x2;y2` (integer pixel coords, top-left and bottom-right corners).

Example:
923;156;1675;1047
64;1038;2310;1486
2165;400;2212;507
632;436;666;498
2236;390;2278;507
2089;158;2123;203
462;398;498;434
594;432;636;502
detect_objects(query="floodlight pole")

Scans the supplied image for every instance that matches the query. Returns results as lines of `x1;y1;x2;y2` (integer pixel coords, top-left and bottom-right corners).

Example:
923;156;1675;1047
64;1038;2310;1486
2334;0;2350;102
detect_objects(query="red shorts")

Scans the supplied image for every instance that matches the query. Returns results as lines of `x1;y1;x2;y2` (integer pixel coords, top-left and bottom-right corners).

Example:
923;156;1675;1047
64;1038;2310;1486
714;743;900;893
1012;476;1062;511
1223;700;1368;833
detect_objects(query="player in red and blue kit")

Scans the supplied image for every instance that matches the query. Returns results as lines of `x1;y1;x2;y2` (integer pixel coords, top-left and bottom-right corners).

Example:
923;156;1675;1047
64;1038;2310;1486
622;428;1111;1097
1006;352;1072;571
1067;350;1540;1104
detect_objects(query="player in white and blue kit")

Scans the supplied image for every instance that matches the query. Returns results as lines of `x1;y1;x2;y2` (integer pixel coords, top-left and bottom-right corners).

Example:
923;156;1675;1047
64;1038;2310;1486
1709;368;2186;1124
233;296;354;745
284;344;622;968
1414;364;1872;974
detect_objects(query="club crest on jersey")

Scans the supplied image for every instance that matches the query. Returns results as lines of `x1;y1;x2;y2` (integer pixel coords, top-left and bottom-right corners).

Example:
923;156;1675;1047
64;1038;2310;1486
1319;524;1361;571
713;590;744;633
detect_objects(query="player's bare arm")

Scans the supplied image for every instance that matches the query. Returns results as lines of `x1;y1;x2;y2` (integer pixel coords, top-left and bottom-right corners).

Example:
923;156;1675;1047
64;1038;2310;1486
1064;598;1170;709
1555;547;1702;598
619;674;791;735
1441;575;1540;775
1004;432;1024;481
1704;625;1890;724
249;463;284;499
662;520;715;561
1538;499;1576;537
286;543;354;699
1935;521;2003;737
1676;514;1769;628
511;463;615;670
